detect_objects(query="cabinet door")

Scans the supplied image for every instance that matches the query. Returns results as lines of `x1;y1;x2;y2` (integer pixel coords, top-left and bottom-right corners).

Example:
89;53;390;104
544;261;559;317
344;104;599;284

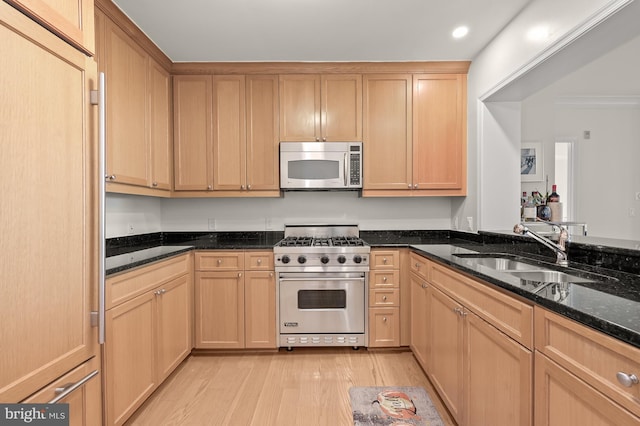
535;352;639;426
369;307;400;347
156;274;193;382
410;273;429;370
245;271;276;348
428;286;464;424
246;75;280;191
103;19;149;187
321;74;362;141
213;75;247;190
279;74;320;141
1;4;97;401
362;74;413;190
195;271;245;348
21;356;102;426
413;74;466;192
465;311;532;426
148;58;172;190
173;75;213;190
5;0;94;54
105;292;157;426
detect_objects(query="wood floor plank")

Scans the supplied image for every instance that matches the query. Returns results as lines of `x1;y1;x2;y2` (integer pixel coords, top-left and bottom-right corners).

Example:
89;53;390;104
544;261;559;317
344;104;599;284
124;348;455;426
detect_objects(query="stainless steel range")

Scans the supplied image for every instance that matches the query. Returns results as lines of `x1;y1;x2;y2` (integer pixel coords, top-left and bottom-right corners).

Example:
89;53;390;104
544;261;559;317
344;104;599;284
274;225;370;349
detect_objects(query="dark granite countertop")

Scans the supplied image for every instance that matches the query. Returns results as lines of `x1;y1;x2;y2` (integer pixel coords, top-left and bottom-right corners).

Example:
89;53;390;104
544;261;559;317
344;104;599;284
105;230;640;348
106;245;194;275
410;244;640;349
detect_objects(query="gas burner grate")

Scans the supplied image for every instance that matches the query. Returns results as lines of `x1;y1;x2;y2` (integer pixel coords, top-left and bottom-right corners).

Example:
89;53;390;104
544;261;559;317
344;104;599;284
331;236;365;247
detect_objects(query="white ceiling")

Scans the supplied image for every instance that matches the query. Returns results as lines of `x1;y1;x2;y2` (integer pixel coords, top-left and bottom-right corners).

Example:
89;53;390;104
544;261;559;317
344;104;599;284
111;0;532;62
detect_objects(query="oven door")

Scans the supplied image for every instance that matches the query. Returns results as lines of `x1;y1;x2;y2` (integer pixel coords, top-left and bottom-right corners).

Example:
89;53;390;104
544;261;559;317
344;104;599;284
278;272;366;334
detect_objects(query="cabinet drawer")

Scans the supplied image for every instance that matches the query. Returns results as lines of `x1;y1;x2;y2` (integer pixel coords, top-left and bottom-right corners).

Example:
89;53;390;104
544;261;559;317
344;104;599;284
244;251;274;270
370;270;400;288
195;251;244;271
369;289;400;307
409;252;430;281
106;253;191;309
369;307;400;347
535;307;640;417
22;356;101;420
430;261;533;349
371;250;400;270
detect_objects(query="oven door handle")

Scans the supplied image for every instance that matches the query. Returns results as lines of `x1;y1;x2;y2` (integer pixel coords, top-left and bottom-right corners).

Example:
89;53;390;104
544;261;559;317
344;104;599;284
279;277;364;282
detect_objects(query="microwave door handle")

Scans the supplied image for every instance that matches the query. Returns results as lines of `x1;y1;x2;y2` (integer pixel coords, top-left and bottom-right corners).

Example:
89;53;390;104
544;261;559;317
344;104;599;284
344;153;348;186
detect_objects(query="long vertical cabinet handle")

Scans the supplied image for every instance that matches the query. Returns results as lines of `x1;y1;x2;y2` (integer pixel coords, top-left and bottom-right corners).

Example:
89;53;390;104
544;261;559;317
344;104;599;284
90;72;106;344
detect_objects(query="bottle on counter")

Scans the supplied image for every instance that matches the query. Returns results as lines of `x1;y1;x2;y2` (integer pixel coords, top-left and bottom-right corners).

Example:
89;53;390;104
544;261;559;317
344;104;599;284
523;194;537;221
548;184;560;202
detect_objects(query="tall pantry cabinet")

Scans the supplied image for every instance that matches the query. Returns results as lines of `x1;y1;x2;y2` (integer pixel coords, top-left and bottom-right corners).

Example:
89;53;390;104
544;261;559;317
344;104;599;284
0;0;101;422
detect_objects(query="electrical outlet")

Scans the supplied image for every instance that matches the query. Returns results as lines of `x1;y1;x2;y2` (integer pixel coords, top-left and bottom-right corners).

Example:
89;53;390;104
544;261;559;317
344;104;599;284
453;216;458;230
127;224;134;235
583;130;591;139
265;218;273;230
208;218;216;231
630;208;636;217
466;217;473;231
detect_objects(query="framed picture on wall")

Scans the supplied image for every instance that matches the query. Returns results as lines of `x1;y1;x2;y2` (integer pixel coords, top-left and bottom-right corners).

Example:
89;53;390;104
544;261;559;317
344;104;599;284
521;141;544;182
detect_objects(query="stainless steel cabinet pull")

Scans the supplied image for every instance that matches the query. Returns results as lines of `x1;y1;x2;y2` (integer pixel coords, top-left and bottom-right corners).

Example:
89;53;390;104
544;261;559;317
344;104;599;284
382;317;387;322
414;184;418;189
343;153;348;186
238;273;242;278
269;272;274;278
382;276;387;282
322;137;326;142
415;263;420;268
383;258;388;263
207;185;212;190
49;370;98;404
217;259;222;265
616;372;639;387
152;182;158;187
382;296;387;301
421;283;428;289
247;184;251;190
241;185;245;189
408;185;412;189
257;259;262;265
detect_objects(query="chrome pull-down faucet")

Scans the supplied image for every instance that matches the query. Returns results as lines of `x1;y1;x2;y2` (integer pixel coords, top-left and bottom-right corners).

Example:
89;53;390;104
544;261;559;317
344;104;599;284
513;222;569;266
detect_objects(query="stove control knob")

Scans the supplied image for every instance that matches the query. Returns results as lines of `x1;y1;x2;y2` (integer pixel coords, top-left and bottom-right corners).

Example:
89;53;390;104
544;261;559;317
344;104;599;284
337;255;346;264
281;255;290;264
353;255;363;264
320;256;330;264
297;255;307;264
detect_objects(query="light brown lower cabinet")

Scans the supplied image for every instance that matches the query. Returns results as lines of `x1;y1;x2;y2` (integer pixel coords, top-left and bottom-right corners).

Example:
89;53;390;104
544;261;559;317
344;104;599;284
195;250;276;349
534;352;639;425
534;307;640;424
104;254;193;426
410;252;533;426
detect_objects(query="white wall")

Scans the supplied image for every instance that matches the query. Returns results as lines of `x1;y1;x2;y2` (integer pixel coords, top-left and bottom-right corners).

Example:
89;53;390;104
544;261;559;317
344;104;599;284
161;192;453;232
465;0;635;232
106;193;162;238
521;31;640;239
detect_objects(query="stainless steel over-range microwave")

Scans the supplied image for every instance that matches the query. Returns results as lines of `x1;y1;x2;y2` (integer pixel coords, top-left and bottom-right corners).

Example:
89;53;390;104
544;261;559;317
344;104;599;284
279;141;363;190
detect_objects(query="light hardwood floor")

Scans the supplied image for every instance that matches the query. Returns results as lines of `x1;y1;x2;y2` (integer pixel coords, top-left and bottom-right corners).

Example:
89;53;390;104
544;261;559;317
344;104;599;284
125;348;455;426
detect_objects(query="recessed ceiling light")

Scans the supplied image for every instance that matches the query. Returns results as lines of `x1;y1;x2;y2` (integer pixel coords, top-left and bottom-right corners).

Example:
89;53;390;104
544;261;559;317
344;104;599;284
452;26;469;39
527;25;550;41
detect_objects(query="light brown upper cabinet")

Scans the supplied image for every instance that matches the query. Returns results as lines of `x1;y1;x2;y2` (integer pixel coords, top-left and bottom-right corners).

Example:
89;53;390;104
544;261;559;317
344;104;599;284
173;75;280;196
5;0;95;54
413;74;466;192
363;73;467;196
96;11;173;194
362;74;413;191
279;74;362;142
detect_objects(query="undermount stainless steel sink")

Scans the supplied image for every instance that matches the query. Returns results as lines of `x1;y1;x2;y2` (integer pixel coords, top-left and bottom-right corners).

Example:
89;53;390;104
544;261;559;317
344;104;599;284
464;257;541;271
505;270;595;283
454;254;542;271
